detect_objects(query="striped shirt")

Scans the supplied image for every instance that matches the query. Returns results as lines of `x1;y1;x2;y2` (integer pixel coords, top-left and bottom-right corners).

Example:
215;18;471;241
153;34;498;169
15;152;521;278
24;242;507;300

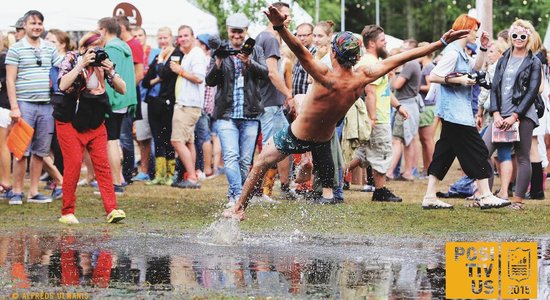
5;38;62;102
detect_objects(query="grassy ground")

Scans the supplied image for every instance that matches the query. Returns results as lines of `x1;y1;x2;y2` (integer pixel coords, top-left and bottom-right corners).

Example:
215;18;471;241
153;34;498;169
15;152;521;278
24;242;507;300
2;162;550;238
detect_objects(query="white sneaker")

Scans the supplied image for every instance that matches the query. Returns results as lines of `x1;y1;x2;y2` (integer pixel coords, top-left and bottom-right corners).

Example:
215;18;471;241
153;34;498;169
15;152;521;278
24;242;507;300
77;179;91;186
479;194;511;209
250;194;281;204
421;196;453;209
225;201;236;208
196;170;206;181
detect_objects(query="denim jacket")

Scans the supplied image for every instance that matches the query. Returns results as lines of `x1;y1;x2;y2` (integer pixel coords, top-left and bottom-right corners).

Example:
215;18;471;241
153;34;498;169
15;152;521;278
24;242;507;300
435;42;475;127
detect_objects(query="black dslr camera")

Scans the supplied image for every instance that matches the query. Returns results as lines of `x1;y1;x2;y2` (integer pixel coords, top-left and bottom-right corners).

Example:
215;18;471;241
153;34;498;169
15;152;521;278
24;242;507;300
468;70;491;89
213;41;240;58
211;38;255;59
90;47;109;67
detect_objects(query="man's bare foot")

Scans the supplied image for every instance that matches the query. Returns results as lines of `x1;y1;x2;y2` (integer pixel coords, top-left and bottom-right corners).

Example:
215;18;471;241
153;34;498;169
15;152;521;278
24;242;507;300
222;207;245;221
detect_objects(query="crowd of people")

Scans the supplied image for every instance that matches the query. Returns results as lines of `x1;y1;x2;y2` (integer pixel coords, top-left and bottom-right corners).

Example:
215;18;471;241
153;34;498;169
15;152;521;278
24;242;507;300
0;4;549;224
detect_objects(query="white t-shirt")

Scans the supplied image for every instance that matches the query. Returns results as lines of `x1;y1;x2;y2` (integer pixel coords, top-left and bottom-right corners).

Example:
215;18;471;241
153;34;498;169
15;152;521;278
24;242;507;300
176;47;207;108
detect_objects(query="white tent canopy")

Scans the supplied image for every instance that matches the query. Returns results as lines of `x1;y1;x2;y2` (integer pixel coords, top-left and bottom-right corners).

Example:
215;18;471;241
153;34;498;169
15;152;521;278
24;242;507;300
0;0;218;36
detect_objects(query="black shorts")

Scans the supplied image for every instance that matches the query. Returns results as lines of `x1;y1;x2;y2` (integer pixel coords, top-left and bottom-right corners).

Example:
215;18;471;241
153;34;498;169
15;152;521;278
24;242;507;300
105;112;125;140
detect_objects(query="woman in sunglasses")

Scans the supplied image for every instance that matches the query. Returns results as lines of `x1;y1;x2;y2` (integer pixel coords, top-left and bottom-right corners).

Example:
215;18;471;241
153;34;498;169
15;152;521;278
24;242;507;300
55;31;127;224
483;20;542;210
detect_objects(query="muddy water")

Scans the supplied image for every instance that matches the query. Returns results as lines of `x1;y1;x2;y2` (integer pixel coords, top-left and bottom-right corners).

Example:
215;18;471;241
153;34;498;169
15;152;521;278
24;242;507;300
0;230;548;299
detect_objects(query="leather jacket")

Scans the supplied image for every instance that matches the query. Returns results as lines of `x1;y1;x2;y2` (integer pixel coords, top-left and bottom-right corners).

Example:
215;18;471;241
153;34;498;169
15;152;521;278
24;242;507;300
489;48;542;117
206;45;268;120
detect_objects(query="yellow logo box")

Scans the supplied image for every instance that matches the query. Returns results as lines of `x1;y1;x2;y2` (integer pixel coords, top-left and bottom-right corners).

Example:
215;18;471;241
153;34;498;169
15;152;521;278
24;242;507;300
445;242;537;299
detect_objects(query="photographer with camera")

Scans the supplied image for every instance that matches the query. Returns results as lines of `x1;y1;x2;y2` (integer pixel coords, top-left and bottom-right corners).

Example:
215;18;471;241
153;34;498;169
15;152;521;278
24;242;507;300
56;31;127;224
481;20;543;210
206;13;268;208
420;14;511;210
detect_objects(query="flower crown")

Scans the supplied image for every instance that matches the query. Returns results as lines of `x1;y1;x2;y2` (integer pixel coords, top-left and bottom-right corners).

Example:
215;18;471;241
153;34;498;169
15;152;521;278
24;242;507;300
509;25;531;37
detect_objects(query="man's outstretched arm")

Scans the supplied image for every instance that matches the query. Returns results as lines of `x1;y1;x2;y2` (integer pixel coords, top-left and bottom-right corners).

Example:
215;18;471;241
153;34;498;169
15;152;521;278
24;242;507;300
264;5;329;86
360;29;470;85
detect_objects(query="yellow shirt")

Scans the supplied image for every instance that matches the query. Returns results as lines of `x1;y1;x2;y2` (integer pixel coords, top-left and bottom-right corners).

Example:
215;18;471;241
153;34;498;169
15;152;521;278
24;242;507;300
356;53;391;124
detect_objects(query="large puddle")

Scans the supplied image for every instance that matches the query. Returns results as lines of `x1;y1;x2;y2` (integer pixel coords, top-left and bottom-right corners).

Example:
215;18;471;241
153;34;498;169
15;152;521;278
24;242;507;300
0;226;549;299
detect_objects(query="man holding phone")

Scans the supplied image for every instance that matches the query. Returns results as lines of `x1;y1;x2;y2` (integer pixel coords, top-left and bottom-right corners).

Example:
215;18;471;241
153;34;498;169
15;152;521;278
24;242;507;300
205;13;269;208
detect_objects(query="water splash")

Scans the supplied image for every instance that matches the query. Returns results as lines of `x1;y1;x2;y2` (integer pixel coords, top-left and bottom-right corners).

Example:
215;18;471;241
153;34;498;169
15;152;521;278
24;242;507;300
197;218;242;246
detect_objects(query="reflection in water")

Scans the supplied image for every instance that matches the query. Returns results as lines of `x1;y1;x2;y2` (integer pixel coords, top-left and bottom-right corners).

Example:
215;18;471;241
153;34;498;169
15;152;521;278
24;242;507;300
0;233;549;298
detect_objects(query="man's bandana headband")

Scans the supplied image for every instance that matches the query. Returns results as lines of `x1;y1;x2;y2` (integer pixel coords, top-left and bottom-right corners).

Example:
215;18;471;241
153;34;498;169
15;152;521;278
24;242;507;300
331;31;360;62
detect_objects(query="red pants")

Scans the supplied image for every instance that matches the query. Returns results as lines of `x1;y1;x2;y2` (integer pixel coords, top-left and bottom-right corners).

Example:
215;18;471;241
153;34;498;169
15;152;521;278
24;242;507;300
56;121;117;215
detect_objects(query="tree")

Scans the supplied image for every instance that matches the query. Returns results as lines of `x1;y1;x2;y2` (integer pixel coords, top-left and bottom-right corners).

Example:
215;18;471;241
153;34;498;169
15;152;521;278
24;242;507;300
305;0;549;43
195;0;268;38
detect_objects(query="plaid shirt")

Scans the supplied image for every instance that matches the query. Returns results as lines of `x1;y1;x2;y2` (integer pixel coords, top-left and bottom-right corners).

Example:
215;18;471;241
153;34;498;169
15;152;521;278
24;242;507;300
292;46;317;95
204;85;216;115
231;57;245;119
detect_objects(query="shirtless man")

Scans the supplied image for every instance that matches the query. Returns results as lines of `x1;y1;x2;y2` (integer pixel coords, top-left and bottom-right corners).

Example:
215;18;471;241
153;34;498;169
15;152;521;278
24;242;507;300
223;5;469;220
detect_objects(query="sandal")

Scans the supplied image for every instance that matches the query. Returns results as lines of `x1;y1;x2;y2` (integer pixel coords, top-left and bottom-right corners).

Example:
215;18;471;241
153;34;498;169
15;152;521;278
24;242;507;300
508;202;525;210
422;196;454;209
395;174;415;181
0;183;12;193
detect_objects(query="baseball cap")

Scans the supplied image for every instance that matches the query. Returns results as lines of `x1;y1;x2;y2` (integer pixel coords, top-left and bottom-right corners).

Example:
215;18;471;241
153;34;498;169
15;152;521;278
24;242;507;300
226;13;250;29
12;17;25;29
196;34;211;49
331;31;361;63
466;42;477;55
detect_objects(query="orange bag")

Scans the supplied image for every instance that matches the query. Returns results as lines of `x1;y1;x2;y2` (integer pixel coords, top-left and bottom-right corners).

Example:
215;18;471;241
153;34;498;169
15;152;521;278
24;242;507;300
7;119;34;161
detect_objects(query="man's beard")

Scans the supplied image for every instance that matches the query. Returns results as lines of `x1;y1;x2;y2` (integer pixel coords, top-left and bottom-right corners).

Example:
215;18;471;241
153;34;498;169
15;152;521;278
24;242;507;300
376;47;388;59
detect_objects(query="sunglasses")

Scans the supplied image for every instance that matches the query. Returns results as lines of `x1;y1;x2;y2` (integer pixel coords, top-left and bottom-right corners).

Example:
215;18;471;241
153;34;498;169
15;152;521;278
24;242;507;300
511;33;528;41
33;48;42;66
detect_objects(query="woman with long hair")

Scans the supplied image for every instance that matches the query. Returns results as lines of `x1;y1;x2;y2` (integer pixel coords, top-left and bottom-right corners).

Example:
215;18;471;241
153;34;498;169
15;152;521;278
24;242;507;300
312;20;334;60
482;20;542;210
56;31;127;224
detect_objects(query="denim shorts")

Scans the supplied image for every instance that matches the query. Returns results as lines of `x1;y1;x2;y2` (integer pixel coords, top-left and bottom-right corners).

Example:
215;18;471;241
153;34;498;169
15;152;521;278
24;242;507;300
19;101;55;157
496;142;513;162
194;111;211;145
259;105;289;145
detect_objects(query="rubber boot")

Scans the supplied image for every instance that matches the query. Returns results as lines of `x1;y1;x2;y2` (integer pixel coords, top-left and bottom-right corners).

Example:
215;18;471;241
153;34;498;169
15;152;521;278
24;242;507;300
263;167;278;196
165;159;176;186
147;157;166;185
528;162;544;199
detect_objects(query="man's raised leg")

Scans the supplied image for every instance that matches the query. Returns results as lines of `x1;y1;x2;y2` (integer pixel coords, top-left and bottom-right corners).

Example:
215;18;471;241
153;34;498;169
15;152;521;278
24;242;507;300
225;138;288;219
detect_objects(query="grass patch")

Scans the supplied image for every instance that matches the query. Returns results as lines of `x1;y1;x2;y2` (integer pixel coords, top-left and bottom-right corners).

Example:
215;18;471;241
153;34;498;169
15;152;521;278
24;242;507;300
2;165;550;237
